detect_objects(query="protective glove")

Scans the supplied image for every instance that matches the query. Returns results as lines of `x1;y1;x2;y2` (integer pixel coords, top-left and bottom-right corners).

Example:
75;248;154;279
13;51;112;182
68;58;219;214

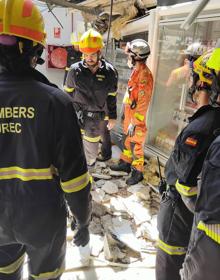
127;123;136;137
71;220;90;247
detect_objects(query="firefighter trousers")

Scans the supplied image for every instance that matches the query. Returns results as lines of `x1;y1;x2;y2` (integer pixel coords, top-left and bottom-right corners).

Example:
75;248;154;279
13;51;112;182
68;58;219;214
120;126;146;172
0;200;67;280
180;217;220;280
156;188;194;280
100;120;112;159
82;116;103;166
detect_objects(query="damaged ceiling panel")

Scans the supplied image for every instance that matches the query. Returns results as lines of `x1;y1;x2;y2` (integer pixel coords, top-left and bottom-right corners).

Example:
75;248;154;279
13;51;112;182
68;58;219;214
37;0;157;39
77;0;157;39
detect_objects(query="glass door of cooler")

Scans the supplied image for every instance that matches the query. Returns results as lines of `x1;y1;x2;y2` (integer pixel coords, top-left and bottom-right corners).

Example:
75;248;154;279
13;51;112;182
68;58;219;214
147;17;220;157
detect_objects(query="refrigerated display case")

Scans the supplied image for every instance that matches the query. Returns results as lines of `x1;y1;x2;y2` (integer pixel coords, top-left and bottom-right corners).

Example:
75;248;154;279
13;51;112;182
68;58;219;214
147;14;220;157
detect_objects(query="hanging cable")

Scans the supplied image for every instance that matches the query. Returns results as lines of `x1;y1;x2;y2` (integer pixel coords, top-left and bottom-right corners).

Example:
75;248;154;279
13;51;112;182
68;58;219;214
46;1;64;28
105;0;114;56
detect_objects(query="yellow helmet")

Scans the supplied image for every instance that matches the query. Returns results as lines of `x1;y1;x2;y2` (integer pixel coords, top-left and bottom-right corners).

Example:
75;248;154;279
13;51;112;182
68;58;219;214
0;0;46;46
193;50;213;85
206;39;220;71
79;29;104;54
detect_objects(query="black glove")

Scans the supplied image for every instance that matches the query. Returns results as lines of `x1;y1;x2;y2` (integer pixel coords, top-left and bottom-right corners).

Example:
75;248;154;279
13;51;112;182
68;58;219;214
71;223;90;247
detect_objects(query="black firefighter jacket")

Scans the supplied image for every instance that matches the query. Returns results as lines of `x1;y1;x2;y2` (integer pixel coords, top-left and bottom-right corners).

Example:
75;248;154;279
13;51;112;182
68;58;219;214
65;59;118;119
0;69;91;243
165;105;220;202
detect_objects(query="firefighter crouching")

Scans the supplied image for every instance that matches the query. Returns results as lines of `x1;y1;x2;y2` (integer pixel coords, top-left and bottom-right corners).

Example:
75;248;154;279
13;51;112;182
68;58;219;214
181;40;220;280
110;39;153;185
156;46;220;280
64;29;118;168
0;1;91;279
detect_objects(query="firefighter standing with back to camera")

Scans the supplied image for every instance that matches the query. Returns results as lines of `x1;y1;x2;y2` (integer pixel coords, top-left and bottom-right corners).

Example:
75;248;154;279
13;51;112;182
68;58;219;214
0;0;92;279
110;39;153;185
156;43;220;280
181;40;220;280
64;29;118;168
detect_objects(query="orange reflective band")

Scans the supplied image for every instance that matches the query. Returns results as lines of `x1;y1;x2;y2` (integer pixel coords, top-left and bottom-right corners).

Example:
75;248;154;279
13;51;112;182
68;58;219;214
23;0;34;17
0;25;3;32
81;47;100;54
185;137;198;147
10;25;45;43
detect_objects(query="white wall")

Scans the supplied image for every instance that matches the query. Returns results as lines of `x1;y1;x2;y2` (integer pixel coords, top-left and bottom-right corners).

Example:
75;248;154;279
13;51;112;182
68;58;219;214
37;8;85;88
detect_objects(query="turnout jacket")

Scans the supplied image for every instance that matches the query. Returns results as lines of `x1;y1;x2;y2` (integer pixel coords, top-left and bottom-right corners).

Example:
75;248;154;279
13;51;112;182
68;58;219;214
65;59;118;119
196;134;220;223
0;69;91;228
165;105;220;201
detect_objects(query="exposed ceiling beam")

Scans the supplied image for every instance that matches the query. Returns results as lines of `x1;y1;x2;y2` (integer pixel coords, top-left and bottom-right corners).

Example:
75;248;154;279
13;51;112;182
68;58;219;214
38;0;102;15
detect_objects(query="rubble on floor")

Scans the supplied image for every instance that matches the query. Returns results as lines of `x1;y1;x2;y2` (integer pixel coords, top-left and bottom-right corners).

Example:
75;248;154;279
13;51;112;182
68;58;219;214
67;158;161;269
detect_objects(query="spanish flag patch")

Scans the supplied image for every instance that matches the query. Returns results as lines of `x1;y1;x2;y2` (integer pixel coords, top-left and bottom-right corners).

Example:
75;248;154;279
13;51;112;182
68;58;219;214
185;137;198;147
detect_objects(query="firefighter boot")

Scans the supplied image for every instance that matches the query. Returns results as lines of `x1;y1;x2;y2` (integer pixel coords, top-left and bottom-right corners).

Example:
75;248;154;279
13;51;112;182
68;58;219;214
110;160;131;173
126;168;143;185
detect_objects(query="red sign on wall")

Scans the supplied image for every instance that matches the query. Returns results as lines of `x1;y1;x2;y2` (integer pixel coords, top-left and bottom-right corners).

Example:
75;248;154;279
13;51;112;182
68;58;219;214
54;27;61;38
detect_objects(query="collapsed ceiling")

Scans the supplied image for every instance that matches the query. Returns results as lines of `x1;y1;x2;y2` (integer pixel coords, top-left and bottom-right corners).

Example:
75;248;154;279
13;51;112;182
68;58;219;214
37;0;157;39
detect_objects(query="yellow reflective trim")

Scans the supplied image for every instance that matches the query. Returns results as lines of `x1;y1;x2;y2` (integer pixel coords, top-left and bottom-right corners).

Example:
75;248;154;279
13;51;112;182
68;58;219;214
0;253;25;274
158;239;187;255
134;112;145;122
108;92;117;97
83;135;101;143
175;180;197;197
61;171;90;193
80;129;85;134
0;166;53;181
132;157;144;166
123;149;132;158
207;48;220;71
65;67;70;71
63;85;74;93
197;221;220;245
104;116;109;120
31;267;64;280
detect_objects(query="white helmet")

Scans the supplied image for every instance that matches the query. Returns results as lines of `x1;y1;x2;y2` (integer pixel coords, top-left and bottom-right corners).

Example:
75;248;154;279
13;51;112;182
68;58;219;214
126;39;150;60
184;42;207;57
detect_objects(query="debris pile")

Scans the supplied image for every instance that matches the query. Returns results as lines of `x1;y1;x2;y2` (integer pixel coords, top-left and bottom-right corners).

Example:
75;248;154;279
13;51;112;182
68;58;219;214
67;158;161;268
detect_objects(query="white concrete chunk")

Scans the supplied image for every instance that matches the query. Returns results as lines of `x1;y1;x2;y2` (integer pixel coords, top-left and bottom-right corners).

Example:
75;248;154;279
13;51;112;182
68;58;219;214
111;217;141;252
102;181;119;194
121;196;152;225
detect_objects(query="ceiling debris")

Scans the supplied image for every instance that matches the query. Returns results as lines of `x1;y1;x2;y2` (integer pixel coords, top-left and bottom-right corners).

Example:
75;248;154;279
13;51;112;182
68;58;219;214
80;0;157;39
37;0;157;39
66;157;161;269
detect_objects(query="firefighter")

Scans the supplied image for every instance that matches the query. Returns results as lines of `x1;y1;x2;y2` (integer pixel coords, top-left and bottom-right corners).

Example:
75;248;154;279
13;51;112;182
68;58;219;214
156;47;220;280
181;41;220;280
110;39;153;185
63;33;82;90
0;1;91;280
64;29;118;168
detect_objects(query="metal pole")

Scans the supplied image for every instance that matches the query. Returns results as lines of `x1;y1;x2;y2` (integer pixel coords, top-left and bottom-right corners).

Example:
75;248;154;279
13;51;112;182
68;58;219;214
180;0;210;30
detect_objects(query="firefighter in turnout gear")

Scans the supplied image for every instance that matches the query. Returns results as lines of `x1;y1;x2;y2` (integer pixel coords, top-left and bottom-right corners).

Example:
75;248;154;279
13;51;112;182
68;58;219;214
63;33;82;89
110;39;153;185
0;1;92;279
64;29;118;167
156;46;220;280
181;40;220;280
